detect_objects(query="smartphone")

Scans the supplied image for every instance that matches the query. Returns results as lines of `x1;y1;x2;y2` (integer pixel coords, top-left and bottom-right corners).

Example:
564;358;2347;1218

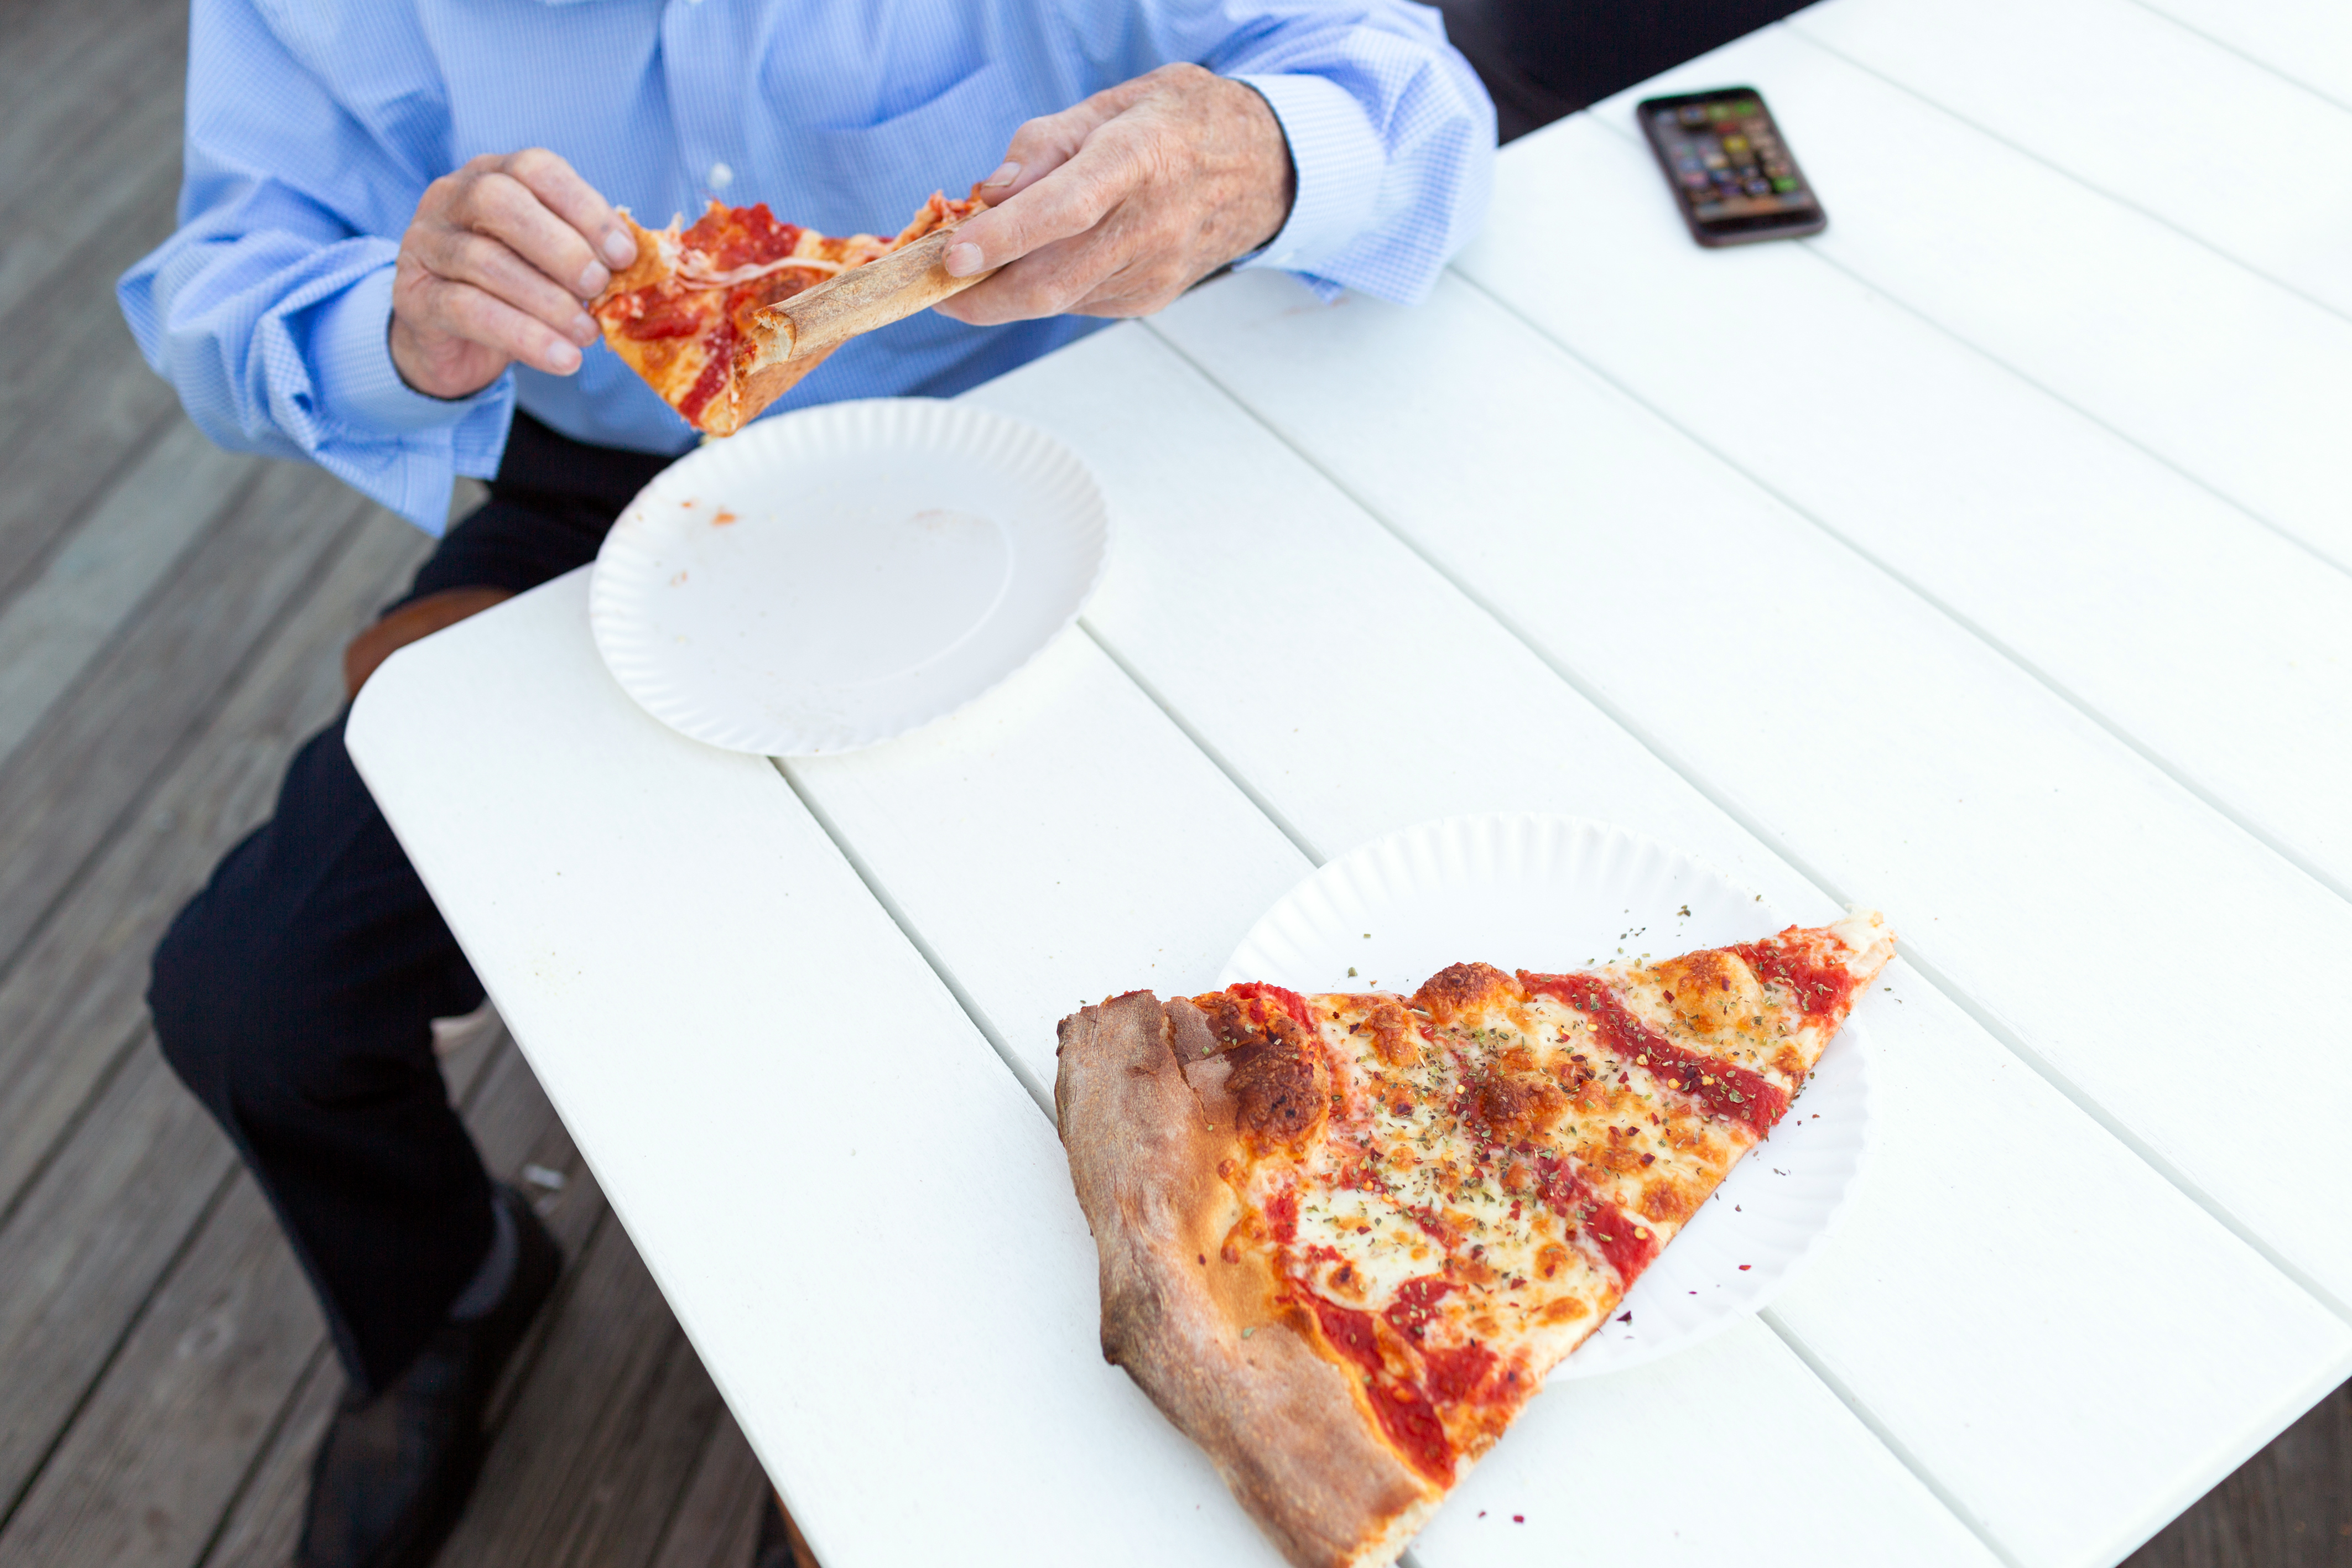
1637;86;1827;247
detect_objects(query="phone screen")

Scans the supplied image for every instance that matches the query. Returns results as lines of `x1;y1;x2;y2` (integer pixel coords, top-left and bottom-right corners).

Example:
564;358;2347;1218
1638;87;1826;246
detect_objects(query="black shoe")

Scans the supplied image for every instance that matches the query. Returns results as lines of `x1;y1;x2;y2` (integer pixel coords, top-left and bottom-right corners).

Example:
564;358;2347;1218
296;1184;562;1568
753;1493;799;1568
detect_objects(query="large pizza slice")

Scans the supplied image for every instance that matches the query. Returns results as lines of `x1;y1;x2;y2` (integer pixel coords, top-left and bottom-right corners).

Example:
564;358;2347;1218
590;191;982;436
1054;910;1895;1568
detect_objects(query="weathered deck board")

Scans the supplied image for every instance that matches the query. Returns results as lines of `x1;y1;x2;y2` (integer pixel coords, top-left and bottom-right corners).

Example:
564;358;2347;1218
0;459;368;973
0;1020;509;1568
649;1418;778;1568
197;1346;341;1568
436;1216;730;1568
2124;1380;2352;1566
0;421;268;770
0;1040;235;1519
0;8;185;327
0;1170;335;1568
0;1019;503;1562
0;497;414;1220
0;159;189;613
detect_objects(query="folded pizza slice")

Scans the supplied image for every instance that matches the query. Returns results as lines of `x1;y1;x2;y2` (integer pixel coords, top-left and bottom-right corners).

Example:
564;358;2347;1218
1054;909;1895;1568
589;191;981;436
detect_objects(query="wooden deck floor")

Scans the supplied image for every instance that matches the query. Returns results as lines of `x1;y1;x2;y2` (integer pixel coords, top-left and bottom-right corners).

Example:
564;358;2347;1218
0;1;2340;1565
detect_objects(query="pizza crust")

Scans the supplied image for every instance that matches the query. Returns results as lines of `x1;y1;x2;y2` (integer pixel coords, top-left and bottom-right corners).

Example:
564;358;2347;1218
1055;991;1442;1568
592;192;983;437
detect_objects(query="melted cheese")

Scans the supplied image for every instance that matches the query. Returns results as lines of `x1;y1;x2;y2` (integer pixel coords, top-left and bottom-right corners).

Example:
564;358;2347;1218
676;253;850;287
1216;911;1895;1465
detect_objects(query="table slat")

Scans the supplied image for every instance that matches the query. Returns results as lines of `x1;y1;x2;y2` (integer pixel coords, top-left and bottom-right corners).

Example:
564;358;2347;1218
784;625;1314;1093
1582;23;2352;570
964;324;2342;1561
1789;0;2352;319
346;586;1292;1568
1436;114;2352;898
2125;0;2352;112
1438;137;2352;1306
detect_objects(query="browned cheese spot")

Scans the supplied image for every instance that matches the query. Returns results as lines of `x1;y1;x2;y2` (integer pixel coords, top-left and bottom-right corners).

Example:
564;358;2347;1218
1355;997;1420;1066
1471;1071;1569;1145
1535;1242;1572;1281
1584;1138;1647;1177
1227;1036;1328;1154
1412;961;1519;1024
1541;1296;1590;1322
1638;1178;1694;1223
1191;991;1331;1155
1652;947;1769;1043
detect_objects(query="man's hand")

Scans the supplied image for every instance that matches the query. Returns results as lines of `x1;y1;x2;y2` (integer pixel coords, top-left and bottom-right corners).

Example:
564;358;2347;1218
935;64;1294;325
389;149;639;399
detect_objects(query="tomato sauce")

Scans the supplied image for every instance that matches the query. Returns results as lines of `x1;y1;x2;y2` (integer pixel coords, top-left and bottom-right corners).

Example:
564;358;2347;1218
1298;1288;1458;1480
1365;1379;1454;1482
1531;1154;1659;1286
1421;1341;1496;1405
1304;1294;1383;1374
675;316;734;426
1265;1186;1298;1244
617;298;703;340
1382;1276;1454;1341
1521;970;1787;1134
682;201;805;268
1729;936;1859;1022
1230;981;1315;1033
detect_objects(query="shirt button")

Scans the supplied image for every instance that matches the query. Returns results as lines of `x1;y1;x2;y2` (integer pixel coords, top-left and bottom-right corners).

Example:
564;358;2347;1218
707;162;734;191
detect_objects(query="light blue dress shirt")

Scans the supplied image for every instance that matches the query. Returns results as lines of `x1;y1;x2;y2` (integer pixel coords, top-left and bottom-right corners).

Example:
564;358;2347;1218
119;0;1494;535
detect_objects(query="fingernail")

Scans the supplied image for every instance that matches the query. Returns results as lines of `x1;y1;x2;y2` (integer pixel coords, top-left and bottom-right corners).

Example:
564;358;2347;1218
570;311;599;343
982;161;1021;188
944;242;982;277
578;262;610;296
602;229;635;267
546;341;582;373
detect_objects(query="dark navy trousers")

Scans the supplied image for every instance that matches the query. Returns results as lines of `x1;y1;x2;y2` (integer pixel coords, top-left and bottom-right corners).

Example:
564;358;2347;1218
148;415;676;1396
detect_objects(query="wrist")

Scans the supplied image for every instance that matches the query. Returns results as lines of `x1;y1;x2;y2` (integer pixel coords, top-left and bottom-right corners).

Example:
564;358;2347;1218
388;314;503;402
1226;77;1298;254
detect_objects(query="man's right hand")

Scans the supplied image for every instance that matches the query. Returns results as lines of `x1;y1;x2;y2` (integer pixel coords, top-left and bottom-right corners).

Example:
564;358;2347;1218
389;149;638;399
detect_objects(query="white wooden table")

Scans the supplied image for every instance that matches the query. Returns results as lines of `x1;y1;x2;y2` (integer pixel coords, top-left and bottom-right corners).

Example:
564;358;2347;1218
347;3;2352;1563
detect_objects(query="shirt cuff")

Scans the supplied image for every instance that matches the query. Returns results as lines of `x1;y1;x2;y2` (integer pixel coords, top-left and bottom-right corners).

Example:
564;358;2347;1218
1230;72;1388;278
311;264;510;435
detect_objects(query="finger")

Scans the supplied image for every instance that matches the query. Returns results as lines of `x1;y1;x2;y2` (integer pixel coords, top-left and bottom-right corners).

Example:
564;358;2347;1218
936;218;1133;324
455;168;614;298
977;79;1142;203
944;127;1149;279
501;147;637;271
408;228;600;346
407;272;584;374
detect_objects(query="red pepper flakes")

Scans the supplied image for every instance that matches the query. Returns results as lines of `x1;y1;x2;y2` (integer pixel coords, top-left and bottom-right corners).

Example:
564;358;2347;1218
1739;1263;1752;1270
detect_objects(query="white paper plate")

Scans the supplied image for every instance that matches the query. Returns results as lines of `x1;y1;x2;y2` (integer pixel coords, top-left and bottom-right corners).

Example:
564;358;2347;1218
1219;813;1874;1378
590;399;1109;754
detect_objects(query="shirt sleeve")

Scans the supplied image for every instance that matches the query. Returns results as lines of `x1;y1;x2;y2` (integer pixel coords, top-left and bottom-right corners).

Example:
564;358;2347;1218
1191;2;1496;303
116;0;512;536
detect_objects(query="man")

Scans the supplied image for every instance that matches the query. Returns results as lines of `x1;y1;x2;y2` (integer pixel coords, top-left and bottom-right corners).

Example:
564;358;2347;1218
121;3;1491;1565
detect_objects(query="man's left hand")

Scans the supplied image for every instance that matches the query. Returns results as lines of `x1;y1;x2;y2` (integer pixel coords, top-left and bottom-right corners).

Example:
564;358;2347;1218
935;64;1295;324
